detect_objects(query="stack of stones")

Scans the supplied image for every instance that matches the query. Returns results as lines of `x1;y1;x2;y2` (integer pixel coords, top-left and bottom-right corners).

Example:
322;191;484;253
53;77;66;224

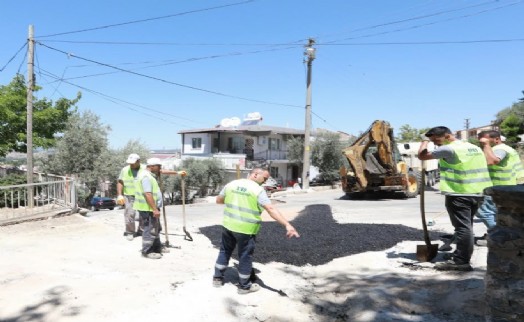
484;185;524;321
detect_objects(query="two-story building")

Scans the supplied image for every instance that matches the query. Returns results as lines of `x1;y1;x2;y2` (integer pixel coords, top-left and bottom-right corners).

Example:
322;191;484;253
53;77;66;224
178;115;305;187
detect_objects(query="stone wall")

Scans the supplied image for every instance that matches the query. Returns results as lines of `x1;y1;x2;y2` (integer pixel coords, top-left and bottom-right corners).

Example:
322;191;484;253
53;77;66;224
485;185;524;321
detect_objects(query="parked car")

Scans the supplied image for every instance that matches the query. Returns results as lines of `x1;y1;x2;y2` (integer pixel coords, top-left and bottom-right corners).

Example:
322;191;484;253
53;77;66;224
90;197;116;211
262;177;282;196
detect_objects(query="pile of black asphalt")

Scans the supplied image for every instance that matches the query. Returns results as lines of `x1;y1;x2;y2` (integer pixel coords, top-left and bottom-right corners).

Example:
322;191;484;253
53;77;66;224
199;204;442;267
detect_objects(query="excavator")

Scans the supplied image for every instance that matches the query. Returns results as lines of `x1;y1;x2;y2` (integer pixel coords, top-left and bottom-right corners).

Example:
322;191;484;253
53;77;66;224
340;120;421;198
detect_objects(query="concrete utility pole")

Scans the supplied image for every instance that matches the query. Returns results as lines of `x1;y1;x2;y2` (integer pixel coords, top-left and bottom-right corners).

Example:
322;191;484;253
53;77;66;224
26;25;35;207
302;38;316;190
464;118;470;140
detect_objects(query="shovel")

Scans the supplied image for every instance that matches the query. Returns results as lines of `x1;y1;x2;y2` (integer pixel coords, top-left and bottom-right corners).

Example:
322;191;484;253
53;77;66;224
158;175;178;249
180;178;193;241
416;160;438;262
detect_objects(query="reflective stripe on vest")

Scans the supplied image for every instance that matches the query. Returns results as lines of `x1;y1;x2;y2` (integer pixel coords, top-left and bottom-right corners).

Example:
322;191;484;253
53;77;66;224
133;171;159;212
438;141;492;194
120;164;145;196
488;144;524;185
222;179;264;235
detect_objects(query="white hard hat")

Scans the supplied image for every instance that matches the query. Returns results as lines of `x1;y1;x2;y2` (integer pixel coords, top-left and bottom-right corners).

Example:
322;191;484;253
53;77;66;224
146;157;162;166
126;153;140;164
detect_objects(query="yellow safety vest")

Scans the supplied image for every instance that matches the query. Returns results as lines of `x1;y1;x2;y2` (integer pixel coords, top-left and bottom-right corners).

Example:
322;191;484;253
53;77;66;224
133;171;160;212
488;143;524;185
222;179;264;235
439;141;492;194
119;164;145;196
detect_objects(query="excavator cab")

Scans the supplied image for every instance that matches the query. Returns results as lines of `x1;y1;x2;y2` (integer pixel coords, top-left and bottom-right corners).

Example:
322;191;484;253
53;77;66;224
340;120;420;198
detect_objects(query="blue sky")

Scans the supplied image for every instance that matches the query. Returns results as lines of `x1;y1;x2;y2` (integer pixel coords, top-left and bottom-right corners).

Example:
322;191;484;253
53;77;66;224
1;0;523;149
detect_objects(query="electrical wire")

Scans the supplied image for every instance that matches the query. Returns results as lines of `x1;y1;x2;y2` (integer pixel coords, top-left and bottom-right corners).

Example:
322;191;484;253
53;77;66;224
38;42;304;109
317;38;524;46
38;0;255;38
38;67;204;127
0;42;27;72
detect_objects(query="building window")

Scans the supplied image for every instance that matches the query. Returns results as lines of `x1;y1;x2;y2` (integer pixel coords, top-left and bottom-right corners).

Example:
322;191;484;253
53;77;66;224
192;138;202;149
268;138;281;150
270;166;279;178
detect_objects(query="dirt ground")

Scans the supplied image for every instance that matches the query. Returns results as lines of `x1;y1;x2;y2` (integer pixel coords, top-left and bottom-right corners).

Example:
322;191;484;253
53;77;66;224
0;189;489;322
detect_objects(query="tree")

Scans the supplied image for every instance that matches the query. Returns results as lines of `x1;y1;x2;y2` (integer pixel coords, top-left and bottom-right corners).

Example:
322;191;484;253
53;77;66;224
0;74;79;157
396;124;429;142
286;136;304;163
310;131;345;183
40;110;111;187
500;113;522;145
180;158;225;198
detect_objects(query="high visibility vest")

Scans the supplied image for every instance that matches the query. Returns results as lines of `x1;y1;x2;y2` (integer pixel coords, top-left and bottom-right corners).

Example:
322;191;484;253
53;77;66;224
439;141;492;194
119;164;145;196
222;179;264;235
133;170;160;212
488;144;524;185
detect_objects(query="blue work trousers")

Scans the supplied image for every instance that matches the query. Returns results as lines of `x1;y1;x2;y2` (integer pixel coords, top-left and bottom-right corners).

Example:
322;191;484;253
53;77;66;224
214;227;256;288
445;195;482;264
139;211;162;255
475;195;497;230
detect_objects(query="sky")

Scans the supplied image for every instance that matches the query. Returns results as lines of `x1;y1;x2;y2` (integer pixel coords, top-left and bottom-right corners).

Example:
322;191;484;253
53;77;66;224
1;0;523;150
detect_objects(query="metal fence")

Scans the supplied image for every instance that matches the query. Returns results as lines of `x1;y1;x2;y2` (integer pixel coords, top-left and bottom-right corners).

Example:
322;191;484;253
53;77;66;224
0;174;77;225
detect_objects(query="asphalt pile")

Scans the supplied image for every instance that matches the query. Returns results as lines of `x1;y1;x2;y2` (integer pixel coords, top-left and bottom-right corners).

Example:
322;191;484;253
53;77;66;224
200;204;441;266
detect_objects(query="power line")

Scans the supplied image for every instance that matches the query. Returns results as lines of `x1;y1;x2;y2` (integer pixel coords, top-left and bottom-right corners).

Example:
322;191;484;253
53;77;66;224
326;1;522;44
317;38;524;46
38;42;304;109
38;0;255;38
0;42;27;72
38;67;205;127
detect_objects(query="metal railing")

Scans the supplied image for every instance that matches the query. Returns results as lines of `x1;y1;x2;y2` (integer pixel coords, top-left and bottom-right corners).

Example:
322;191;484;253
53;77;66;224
0;174;77;225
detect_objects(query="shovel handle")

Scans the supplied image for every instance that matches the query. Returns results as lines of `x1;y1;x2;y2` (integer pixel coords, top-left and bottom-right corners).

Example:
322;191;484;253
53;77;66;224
420;160;431;246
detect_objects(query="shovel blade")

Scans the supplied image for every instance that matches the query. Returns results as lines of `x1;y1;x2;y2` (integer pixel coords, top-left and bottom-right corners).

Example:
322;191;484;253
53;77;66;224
416;244;439;262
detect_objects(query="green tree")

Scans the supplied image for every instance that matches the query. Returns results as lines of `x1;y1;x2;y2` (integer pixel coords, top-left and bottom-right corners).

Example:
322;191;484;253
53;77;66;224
0;74;79;157
500;113;522;145
40;110;110;187
396;124;429;142
181;158;225;197
311;131;345;183
286;136;304;163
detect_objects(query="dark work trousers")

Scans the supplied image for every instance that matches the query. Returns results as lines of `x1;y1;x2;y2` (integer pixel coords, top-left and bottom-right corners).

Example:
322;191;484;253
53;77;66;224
445;195;483;264
139;210;162;255
124;196;144;236
214;227;256;289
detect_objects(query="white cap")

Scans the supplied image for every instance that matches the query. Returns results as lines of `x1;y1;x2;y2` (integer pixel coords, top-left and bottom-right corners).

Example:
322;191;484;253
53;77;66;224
146;157;162;166
500;135;506;142
126;153;140;164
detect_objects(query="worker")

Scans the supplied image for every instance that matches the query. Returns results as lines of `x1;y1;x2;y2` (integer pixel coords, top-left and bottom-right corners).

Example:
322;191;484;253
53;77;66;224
212;168;300;294
418;126;492;271
133;157;186;259
117;153;145;241
475;130;524;245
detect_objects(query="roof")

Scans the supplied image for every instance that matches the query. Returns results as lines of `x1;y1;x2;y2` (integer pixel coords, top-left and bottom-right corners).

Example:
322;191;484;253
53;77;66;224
178;124;305;136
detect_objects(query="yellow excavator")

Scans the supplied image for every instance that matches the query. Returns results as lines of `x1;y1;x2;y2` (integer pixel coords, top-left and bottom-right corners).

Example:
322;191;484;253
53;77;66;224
340;120;420;198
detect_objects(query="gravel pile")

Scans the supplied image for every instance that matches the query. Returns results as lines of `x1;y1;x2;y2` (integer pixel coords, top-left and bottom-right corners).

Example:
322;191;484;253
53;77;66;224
200;204;442;266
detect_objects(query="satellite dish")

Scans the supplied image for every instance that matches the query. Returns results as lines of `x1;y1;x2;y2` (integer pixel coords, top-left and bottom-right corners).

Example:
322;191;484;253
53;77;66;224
220;118;232;127
230;117;241;127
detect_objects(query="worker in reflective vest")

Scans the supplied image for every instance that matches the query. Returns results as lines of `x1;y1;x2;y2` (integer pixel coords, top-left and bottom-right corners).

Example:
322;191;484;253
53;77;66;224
419;126;492;272
117;153;145;241
475;130;524;232
133;158;163;259
213;168;300;294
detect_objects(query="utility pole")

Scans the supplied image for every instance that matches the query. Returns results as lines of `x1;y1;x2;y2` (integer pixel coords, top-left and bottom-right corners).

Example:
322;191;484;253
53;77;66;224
26;25;34;207
302;38;315;190
464;118;470;140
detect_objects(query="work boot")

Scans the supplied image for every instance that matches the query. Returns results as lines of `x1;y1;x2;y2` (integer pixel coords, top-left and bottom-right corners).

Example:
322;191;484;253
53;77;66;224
435;259;473;272
237;283;261;295
143;253;162;259
212;277;224;288
125;234;134;241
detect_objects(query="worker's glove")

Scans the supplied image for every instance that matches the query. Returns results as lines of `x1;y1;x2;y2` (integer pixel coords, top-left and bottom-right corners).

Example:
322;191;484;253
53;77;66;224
178;171;187;177
116;195;125;206
420;134;430;142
